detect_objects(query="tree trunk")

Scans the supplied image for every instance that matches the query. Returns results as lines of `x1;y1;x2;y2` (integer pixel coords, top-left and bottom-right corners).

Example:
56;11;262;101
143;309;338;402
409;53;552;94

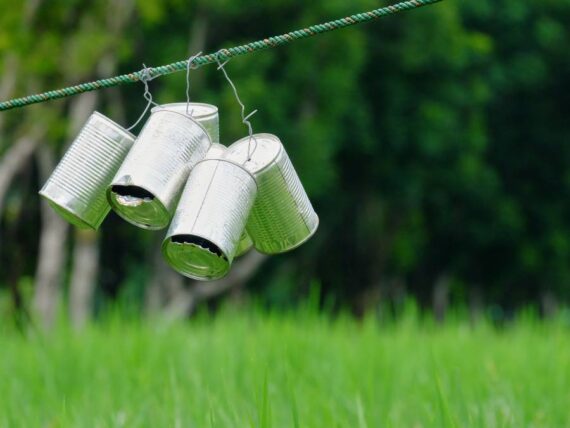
33;145;69;329
0;54;18;134
0;127;43;214
432;274;450;323
161;250;267;321
67;0;135;326
69;229;99;328
468;285;483;325
144;238;186;316
144;11;209;313
540;290;558;319
66;92;99;328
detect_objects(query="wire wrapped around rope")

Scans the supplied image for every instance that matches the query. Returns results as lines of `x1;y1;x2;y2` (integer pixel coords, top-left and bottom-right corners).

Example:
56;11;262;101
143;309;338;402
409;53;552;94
0;0;441;112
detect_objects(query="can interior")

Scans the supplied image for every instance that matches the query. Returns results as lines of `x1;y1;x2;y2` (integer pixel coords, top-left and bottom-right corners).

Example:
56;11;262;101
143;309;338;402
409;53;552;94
171;234;227;260
110;185;155;200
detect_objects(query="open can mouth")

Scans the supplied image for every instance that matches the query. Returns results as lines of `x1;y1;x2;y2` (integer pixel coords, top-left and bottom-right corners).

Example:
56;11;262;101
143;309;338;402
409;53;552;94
162;234;230;281
107;185;170;230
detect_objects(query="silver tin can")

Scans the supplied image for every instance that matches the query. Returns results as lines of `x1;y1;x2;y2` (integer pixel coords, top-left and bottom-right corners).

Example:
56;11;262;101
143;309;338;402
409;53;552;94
235;231;254;257
152;102;219;144
107;109;211;230
39;112;135;230
204;143;254;257
162;158;257;280
226;133;319;254
204;142;227;159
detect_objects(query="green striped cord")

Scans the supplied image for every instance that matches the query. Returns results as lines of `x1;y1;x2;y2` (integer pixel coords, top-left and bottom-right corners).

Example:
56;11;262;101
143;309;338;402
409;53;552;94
0;0;441;112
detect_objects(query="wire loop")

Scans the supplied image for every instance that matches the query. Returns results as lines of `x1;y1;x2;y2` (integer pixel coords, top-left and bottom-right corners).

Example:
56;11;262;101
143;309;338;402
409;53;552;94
215;51;258;161
126;64;159;132
185;51;203;116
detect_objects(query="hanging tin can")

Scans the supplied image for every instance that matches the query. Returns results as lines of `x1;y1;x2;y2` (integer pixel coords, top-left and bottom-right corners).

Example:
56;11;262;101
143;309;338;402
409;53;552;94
152;102;219;144
39;112;135;230
204;142;227;159
226;133;319;254
162;158;257;280
107;107;212;230
203;142;254;257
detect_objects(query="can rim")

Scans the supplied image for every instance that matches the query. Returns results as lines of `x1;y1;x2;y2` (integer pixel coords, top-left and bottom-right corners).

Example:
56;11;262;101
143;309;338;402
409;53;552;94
250;214;319;255
38;190;100;230
106;185;171;230
193;157;259;191
151;102;218;120
229;133;283;175
161;234;231;281
91;111;136;141
149;108;213;146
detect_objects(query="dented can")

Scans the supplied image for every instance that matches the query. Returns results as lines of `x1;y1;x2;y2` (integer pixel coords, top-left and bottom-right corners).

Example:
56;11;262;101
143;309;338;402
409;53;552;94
107;108;211;230
226;133;319;254
39;112;135;230
152;103;219;144
162;158;257;280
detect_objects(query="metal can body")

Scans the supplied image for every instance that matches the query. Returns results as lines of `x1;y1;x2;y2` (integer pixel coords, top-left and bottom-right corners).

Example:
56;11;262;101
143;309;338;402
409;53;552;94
107;109;211;230
162;159;257;280
203;143;254;257
152;103;219;144
39;112;134;230
226;133;319;254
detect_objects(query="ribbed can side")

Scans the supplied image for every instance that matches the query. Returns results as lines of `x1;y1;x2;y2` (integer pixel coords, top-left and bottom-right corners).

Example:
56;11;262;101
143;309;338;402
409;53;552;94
39;112;134;229
201;115;219;145
246;146;318;254
108;110;211;229
163;160;257;280
152;103;219;144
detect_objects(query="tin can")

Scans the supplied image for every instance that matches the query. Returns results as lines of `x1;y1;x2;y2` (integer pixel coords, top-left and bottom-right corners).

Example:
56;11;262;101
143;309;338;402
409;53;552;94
226;133;319;254
107;109;211;230
204;142;227;159
235;231;254;257
162;158;257;280
204;143;254;257
39;112;134;230
152;103;219;144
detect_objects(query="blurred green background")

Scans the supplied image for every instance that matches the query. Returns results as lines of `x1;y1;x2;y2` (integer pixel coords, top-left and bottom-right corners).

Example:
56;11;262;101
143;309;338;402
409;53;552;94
0;0;569;327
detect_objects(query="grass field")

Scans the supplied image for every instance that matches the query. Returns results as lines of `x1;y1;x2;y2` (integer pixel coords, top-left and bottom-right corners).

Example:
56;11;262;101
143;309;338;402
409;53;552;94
0;307;569;427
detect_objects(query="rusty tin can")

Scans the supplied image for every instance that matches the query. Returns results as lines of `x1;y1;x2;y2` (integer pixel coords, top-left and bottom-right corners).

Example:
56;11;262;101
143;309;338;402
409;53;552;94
107;108;211;230
162;158;257;280
39;111;135;230
226;133;318;254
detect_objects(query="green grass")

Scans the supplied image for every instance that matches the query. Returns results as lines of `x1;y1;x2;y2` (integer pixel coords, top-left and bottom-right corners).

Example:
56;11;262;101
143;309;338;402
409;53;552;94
0;308;569;427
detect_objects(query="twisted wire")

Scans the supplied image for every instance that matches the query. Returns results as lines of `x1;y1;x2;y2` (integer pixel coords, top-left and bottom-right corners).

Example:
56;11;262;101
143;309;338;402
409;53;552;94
0;0;441;112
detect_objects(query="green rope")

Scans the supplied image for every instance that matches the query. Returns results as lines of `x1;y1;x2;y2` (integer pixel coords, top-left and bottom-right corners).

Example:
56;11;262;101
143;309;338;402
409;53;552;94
0;0;441;112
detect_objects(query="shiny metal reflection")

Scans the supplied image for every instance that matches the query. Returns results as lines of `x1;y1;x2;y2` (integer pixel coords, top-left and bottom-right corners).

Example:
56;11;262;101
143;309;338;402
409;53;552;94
162;158;257;280
39;112;134;230
107;108;211;230
226;133;318;254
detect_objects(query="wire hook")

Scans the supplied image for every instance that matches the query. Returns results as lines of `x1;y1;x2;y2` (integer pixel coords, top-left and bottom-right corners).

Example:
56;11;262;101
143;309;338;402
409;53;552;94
185;51;203;116
126;64;159;132
215;51;258;161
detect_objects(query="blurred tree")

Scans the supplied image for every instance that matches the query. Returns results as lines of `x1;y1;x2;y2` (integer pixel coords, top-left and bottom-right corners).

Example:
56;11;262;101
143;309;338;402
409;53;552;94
0;0;568;322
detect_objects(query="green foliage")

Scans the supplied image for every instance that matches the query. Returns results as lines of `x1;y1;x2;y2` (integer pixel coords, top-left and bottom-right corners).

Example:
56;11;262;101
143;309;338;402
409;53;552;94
1;0;569;310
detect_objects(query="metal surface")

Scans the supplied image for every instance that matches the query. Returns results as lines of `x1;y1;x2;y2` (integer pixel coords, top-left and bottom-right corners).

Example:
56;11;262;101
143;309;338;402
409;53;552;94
203;143;254;257
204;142;227;159
162;158;257;280
235;231;254;257
107;109;211;230
226;133;319;254
152;103;219;144
39;112;134;230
